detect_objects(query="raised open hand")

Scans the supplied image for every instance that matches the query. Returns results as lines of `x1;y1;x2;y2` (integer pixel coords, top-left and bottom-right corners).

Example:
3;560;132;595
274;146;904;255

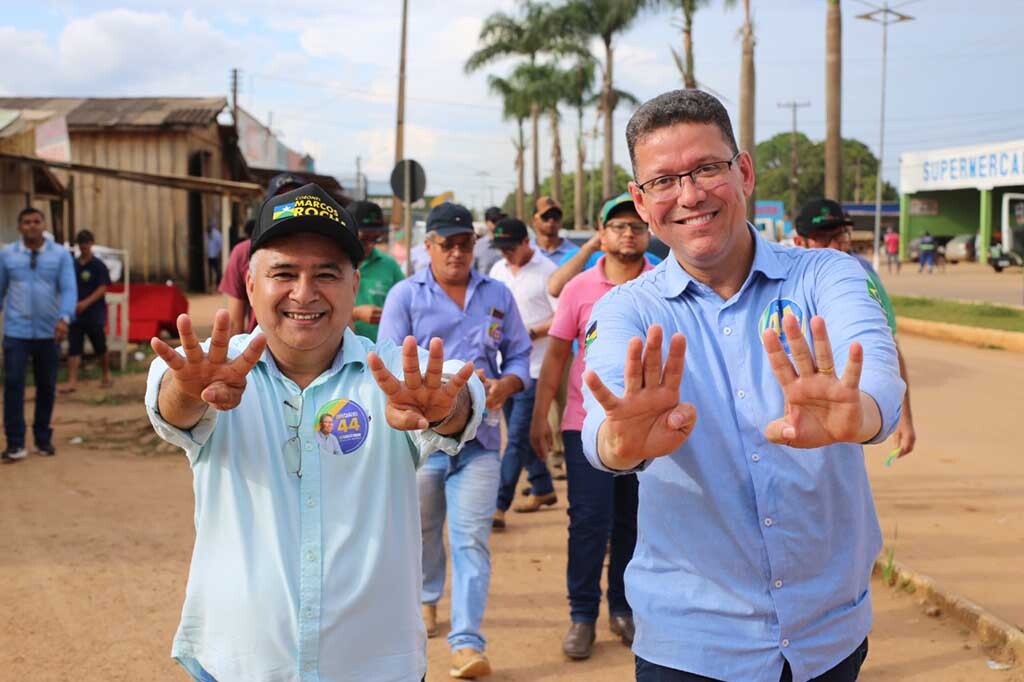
150;309;267;411
583;324;697;467
367;336;475;431
762;314;866;448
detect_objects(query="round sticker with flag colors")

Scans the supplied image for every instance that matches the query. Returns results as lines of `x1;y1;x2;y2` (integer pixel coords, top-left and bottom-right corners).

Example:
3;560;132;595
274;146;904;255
316;399;370;455
758;298;807;354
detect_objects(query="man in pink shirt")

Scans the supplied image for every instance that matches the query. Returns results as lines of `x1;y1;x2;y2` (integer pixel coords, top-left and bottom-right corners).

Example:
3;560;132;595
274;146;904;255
884;226;900;274
529;194;653;660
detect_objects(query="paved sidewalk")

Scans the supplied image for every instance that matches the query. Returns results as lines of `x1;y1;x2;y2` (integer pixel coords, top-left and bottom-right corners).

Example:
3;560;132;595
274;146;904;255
879;261;1024;308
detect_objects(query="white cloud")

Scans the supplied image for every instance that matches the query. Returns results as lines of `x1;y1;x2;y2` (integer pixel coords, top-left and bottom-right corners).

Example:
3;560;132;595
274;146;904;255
0;27;59;94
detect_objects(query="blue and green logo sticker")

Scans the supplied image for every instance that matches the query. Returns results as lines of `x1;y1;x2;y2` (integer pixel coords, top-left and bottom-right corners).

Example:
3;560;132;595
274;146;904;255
758;298;807;354
315;398;370;455
866;279;883;307
273;202;297;221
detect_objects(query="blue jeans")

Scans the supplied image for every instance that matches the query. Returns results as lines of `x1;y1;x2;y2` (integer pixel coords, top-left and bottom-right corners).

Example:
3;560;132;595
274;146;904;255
635;639;868;681
496;384;554;510
563;430;638;624
419;441;500;652
3;337;59;449
919;250;934;272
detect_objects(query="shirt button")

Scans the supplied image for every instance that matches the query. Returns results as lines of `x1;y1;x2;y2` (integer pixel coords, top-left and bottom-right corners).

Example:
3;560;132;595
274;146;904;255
304;607;314;618
764;517;773;527
781;639;790;648
304;442;313;451
737;389;746;399
751;453;761;462
723;326;732;336
306;550;316;562
306;496;316;508
303;662;314;672
775;579;783;589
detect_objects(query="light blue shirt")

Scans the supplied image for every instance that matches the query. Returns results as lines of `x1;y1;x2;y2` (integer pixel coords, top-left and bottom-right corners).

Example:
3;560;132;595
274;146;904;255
378;266;533;452
0;238;76;339
146;328;484;682
559;250;663;270
582;229;905;682
534;237;579;265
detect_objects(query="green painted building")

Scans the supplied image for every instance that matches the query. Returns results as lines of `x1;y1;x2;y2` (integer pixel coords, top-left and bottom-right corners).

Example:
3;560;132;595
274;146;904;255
898;139;1024;263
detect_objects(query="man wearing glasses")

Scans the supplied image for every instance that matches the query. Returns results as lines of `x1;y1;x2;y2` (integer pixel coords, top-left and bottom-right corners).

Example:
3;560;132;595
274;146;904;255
378;202;532;679
0;207;76;461
580;90;904;681
531;196;579;265
793;199;915;459
349;200;404;341
529;193;652;660
145;184;485;682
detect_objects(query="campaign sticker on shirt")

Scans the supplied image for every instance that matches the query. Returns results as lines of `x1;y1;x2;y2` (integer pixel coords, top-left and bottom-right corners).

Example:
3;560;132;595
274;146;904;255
315;398;370;455
866;279;883;308
584;320;598;350
758;298;807;354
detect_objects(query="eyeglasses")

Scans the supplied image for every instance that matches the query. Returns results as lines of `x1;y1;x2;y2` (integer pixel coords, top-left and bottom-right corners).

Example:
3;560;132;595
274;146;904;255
603;221;648;235
539;211;562;222
636;153;741;199
283;394;303;478
29;250;38;270
431;237;475;253
360;232;386;244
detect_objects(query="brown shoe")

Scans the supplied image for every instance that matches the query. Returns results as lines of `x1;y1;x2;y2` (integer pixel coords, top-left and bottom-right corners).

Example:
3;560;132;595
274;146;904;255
513;492;557;513
609;614;635;644
449;648;491;678
422;604;438;638
562;621;596;660
492;509;506;529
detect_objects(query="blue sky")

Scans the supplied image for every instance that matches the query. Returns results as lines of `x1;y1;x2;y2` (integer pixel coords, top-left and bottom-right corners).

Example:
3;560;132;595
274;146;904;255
3;0;1023;210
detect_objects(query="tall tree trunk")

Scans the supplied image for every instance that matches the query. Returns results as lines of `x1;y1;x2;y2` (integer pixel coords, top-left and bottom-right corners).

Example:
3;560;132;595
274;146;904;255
825;0;842;200
516;121;526;220
531;102;541;204
739;0;756;220
550;106;563;205
574;105;585;230
601;37;615;199
683;10;697;89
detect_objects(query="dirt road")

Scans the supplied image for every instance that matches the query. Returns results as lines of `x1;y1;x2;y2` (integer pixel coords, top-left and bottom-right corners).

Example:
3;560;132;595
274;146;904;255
878;261;1024;308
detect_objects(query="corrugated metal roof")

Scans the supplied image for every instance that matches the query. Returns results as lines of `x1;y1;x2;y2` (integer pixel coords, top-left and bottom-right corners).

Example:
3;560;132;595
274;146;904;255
0;97;226;129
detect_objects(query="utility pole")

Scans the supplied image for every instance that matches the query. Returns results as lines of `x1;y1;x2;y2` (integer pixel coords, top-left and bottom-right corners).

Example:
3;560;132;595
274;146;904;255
230;68;239;125
391;0;409;228
858;1;914;270
854;156;863;204
778;101;810;220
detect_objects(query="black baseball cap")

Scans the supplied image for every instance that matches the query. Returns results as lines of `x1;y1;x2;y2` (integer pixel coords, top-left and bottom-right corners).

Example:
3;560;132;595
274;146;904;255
795;199;853;237
490;217;529;249
266;172;307;199
426;202;475;238
251;183;363;266
349;200;387;232
484;206;506;224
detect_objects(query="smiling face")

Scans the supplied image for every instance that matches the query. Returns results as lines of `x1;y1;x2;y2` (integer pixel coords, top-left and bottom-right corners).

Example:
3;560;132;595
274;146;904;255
628;122;755;277
319;413;334;434
246;233;359;365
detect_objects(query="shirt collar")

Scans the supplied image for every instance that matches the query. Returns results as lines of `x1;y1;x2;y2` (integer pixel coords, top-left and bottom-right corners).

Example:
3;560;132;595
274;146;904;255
660;224;785;299
593;254;654;286
360;246;382;266
16;238;52;254
411;263;485;289
253;326;367;386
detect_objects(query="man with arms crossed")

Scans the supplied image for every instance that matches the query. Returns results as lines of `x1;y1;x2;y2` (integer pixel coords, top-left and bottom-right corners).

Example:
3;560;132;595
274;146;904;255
582;90;904;682
146;183;484;682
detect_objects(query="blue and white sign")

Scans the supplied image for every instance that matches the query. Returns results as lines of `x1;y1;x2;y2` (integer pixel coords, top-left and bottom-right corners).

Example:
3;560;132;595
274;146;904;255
901;139;1024;193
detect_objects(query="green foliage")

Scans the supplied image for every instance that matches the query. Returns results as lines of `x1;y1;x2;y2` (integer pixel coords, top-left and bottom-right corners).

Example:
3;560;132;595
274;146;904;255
501;164;634;228
754;134;898;214
891;296;1024;333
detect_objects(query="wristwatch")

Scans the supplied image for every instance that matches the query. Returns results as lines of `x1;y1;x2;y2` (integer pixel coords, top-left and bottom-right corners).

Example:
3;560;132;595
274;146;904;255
529;328;537;341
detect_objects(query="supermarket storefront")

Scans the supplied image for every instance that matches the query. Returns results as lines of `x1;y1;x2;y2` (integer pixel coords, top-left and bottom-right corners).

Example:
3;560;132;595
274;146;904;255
899;139;1024;263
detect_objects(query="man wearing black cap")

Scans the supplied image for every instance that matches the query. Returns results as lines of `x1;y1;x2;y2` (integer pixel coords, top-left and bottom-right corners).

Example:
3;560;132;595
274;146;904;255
487;217;558;528
794;198;916;458
378;202;532;679
145;183;486;682
219;173;306;335
349;200;404;341
473;206;507;276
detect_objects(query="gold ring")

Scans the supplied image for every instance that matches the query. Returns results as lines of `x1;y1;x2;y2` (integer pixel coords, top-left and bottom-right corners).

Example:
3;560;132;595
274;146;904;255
817;366;835;375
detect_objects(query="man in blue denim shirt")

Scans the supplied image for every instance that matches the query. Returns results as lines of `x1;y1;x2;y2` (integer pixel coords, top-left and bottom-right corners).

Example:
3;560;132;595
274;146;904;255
378;202;532;679
581;91;904;682
0;208;76;461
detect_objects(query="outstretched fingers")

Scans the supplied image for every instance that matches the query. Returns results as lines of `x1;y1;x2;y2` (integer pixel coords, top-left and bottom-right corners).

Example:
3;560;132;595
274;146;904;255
229;333;267;377
762;328;796;389
207;309;231;365
401;336;423;390
422;337;445;390
809;316;835;374
642;325;664;389
623;337;644;394
783;313;815;376
583;369;620;412
661;333;687;392
765;417;797;445
176;314;204;365
840;341;863;390
368;351;402;396
442;361;475;400
151;337;185;371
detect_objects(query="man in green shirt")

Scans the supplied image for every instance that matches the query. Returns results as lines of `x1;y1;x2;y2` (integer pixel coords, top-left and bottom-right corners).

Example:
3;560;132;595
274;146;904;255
350;201;405;341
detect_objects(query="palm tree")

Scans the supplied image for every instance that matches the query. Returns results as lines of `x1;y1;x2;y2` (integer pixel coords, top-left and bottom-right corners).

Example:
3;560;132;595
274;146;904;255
562;59;597;229
559;0;647;198
738;0;755;219
488;74;532;219
825;0;842;200
466;2;585;206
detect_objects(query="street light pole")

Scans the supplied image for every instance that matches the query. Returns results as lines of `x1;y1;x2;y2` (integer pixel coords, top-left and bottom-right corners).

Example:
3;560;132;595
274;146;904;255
857;1;914;270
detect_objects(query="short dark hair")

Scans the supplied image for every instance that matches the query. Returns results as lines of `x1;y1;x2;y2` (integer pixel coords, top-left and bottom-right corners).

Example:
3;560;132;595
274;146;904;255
75;229;95;244
626;89;739;178
18;207;44;223
243;218;256;238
